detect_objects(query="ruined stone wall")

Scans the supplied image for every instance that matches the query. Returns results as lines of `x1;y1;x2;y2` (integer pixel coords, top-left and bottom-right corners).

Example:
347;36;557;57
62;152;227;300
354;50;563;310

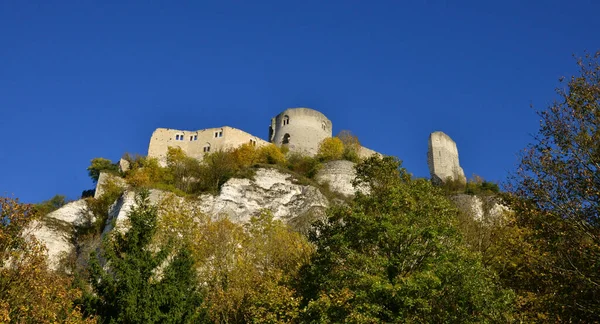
427;131;466;184
358;146;381;159
270;108;332;156
148;126;268;164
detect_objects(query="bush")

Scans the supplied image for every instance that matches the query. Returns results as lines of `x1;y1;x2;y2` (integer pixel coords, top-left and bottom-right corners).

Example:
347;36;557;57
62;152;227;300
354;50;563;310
87;158;119;183
230;143;259;168
286;153;322;179
256;144;287;165
125;157;171;188
34;194;68;217
317;137;344;162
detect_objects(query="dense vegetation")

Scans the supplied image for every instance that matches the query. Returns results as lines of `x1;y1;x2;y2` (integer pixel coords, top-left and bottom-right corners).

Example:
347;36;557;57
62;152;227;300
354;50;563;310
1;53;599;322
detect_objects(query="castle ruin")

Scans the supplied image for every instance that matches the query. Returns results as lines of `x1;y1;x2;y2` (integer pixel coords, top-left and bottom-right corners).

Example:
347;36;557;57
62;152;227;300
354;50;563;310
148;107;378;164
147;108;465;185
427;131;466;184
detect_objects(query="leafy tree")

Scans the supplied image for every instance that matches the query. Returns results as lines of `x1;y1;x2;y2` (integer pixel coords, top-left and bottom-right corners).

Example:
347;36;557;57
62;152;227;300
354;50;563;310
507;51;600;321
87;158;119;183
286;153;322;179
156;196;313;323
86;190;202;323
166;147;202;192
198;150;239;194
230;142;259;168
34;194;68;217
298;156;514;322
125;156;171;189
256;144;287;165
317;137;344;162
0;197;94;323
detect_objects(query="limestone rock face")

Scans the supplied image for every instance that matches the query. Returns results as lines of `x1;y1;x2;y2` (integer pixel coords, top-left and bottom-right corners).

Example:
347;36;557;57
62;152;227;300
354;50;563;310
29;200;95;270
94;172;127;199
315;160;368;197
198;168;329;224
451;194;509;221
119;158;130;173
427;131;466;184
102;167;330;235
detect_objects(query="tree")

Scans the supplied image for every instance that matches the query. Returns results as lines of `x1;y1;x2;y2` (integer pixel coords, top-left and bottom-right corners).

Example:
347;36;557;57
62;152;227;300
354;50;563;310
166;147;202;193
0;197;93;323
87;158;119;183
508;51;600;321
86;190;202;323
317;137;344;162
298;156;514;322
256;144;286;165
34;194;68;217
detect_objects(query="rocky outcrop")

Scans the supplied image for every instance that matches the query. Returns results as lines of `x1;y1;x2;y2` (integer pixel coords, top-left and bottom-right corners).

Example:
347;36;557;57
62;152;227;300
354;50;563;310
427;131;466;184
29;200;94;270
199;168;329;223
451;194;509;221
94;172;127;199
101;167;330;235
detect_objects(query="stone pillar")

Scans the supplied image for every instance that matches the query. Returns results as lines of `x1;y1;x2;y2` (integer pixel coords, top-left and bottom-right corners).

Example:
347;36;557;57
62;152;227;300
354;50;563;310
427;131;466;185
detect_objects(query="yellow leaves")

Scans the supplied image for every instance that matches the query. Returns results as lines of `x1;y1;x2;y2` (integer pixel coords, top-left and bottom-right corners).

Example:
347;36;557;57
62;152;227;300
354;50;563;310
230;142;259;168
256;144;287;165
154;201;312;323
0;197;94;323
317;137;344;161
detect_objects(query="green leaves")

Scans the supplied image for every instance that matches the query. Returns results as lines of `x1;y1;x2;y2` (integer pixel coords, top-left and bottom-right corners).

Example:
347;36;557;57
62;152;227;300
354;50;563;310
87;158;119;183
299;156;514;322
87;190;202;323
508;51;600;321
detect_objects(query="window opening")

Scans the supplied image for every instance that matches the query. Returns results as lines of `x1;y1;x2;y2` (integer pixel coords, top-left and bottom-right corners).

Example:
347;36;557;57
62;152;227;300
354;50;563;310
194;135;198;140
283;115;289;126
203;143;211;153
282;133;291;145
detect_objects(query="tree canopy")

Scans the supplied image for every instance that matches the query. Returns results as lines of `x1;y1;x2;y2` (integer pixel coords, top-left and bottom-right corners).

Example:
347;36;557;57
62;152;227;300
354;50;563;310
298;156;514;322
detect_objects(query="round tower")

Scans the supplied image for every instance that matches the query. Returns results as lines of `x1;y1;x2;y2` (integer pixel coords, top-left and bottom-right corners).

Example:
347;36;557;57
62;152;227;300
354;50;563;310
269;108;332;156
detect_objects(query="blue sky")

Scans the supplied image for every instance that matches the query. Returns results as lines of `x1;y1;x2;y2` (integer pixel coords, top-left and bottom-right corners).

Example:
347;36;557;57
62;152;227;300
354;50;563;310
1;1;598;203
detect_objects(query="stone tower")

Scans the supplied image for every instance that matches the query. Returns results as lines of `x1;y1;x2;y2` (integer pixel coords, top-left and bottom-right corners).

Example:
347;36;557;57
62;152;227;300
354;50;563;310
269;108;332;156
427;131;466;185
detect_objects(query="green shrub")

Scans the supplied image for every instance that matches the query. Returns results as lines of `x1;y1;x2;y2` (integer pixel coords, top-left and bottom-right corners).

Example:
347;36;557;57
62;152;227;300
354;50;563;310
317;137;344;162
87;158;119;183
286;153;322;179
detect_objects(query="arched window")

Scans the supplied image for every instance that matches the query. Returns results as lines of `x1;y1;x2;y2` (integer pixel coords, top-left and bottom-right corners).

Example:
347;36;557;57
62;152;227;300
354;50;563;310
203;143;211;153
282;115;289;126
282;133;291;145
214;129;223;138
322;121;327;131
175;135;179;140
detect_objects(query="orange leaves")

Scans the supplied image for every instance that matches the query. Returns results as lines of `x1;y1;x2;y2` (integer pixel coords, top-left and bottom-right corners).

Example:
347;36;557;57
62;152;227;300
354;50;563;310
0;196;94;323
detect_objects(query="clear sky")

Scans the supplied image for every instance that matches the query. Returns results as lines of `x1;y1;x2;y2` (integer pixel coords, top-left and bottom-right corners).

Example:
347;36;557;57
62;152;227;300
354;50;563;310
1;1;598;203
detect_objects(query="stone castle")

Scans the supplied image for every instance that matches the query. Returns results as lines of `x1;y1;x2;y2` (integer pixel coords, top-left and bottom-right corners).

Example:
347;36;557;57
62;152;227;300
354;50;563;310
147;107;465;183
148;107;378;163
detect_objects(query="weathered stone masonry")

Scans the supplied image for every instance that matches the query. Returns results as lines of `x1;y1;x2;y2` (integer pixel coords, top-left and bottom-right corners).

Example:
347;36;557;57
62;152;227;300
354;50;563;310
147;107;380;162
